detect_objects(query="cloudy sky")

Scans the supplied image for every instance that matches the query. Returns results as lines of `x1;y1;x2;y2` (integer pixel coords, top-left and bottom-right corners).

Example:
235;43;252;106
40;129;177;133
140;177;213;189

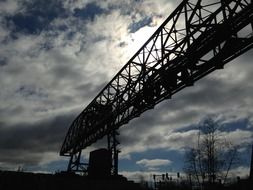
0;0;253;181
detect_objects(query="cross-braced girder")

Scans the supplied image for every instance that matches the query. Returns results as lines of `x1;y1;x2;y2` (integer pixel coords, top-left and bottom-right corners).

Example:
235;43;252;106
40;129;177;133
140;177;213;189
67;150;88;174
60;0;253;170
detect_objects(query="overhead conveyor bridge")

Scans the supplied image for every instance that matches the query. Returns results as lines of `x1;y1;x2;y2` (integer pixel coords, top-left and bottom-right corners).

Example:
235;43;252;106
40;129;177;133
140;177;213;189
60;0;253;175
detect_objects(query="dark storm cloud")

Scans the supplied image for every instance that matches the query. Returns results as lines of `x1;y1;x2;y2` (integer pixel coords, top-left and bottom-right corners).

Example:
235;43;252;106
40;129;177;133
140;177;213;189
0;111;77;165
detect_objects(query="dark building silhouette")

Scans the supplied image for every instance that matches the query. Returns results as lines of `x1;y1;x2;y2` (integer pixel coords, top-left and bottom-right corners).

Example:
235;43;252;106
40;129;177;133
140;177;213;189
88;148;111;178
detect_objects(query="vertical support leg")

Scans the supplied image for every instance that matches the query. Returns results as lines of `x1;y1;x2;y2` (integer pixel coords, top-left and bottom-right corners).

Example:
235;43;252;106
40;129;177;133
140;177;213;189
107;130;120;176
67;150;88;174
67;153;74;172
113;130;120;175
67;151;82;172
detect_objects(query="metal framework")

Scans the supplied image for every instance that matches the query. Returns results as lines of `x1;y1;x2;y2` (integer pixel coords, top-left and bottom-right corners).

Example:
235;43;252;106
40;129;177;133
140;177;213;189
60;0;253;174
107;130;120;175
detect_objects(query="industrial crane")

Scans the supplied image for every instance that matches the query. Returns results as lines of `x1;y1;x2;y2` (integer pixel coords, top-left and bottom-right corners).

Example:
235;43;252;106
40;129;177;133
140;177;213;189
60;0;253;176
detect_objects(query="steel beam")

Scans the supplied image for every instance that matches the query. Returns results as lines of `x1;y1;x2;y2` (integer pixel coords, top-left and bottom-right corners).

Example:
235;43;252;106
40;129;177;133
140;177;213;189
60;0;253;173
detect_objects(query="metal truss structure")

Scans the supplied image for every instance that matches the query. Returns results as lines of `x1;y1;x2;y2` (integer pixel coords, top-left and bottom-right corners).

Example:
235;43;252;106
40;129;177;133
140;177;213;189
60;0;253;174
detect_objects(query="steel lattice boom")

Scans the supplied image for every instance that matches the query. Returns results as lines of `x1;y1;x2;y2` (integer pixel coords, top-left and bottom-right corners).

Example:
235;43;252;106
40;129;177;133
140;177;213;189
60;0;253;165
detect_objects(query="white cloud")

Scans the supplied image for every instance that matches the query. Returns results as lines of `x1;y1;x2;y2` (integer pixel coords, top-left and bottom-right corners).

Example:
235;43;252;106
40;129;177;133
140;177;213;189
119;126;200;159
220;129;253;146
136;159;172;168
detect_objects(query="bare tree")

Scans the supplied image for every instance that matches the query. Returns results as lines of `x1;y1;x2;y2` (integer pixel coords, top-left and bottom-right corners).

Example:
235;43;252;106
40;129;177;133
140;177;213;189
184;117;239;187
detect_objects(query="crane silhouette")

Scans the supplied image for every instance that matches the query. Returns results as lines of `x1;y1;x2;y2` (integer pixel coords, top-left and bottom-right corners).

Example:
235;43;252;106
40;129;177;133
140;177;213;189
60;0;253;175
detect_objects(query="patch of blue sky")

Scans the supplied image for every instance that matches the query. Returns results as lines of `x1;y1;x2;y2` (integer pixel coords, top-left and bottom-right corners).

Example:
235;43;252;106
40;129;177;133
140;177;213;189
238;145;253;166
173;123;199;133
8;14;45;34
221;118;253;132
119;148;184;173
174;118;253;133
26;159;69;173
73;2;106;21
5;0;66;35
128;17;153;33
120;146;252;176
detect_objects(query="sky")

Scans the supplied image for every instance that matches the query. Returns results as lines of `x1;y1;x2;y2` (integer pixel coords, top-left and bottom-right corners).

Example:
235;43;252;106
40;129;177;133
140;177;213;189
0;0;253;182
